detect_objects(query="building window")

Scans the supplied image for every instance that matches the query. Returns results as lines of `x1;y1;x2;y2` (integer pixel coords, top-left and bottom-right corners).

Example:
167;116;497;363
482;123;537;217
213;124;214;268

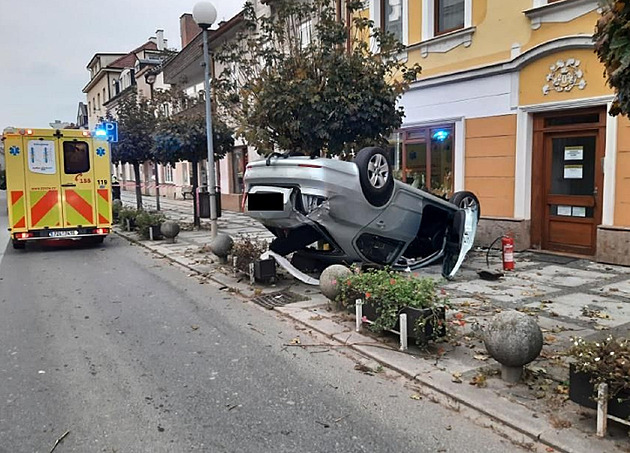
164;164;174;183
183;163;190;185
398;125;454;197
102;88;106;104
97;93;100;111
88;101;91;113
435;0;465;35
381;0;403;41
299;19;312;48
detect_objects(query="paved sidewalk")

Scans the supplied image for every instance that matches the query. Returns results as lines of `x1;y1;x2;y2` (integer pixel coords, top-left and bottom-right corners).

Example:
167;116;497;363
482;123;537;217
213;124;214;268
117;191;630;452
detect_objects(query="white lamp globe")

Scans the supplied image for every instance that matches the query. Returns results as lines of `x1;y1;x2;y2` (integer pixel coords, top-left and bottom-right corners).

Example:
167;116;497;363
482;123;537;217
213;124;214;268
193;2;217;28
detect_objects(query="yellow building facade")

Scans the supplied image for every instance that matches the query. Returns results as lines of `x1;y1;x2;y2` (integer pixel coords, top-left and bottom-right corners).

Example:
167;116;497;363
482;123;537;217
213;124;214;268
371;0;630;264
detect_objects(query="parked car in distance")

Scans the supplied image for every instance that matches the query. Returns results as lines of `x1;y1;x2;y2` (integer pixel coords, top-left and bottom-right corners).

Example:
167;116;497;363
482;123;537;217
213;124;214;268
244;147;480;279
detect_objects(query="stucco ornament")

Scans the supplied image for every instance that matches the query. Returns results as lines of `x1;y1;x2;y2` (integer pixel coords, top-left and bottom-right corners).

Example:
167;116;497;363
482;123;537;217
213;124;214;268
543;58;587;95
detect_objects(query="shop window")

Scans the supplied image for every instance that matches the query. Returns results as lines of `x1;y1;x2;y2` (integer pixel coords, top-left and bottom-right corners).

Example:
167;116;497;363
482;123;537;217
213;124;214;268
232;147;247;195
400;126;454;197
63;141;90;174
435;0;465;35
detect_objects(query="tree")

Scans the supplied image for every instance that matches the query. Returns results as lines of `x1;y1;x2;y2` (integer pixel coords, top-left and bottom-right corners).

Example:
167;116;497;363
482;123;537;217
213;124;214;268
595;0;630;116
110;90;156;210
214;0;421;157
153;90;234;227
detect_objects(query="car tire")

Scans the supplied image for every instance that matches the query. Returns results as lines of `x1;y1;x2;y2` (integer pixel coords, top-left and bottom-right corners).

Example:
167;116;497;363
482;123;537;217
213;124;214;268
355;147;394;207
12;240;25;250
449;191;481;221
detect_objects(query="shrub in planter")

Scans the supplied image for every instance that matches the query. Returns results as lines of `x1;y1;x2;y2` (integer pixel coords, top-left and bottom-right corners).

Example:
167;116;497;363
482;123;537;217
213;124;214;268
339;268;446;343
231;237;268;273
118;206;139;229
568;336;630;417
112;200;123;223
135;210;166;240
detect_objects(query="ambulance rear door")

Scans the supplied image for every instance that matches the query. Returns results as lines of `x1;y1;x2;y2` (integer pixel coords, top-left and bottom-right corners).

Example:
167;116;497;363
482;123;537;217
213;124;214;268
58;136;97;228
24;135;63;231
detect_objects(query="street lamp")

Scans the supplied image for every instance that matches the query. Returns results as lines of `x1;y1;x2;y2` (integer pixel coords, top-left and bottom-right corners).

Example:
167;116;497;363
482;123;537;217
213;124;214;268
145;72;160;211
193;1;218;238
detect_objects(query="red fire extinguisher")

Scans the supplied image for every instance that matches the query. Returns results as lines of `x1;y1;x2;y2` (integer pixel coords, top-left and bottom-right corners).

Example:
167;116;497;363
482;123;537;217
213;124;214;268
502;235;515;271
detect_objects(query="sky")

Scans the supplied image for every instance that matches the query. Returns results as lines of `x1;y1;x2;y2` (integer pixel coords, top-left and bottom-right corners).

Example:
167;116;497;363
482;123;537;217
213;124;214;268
0;0;245;129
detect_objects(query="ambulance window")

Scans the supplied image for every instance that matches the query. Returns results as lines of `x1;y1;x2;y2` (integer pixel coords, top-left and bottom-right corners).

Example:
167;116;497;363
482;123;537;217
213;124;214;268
63;141;90;174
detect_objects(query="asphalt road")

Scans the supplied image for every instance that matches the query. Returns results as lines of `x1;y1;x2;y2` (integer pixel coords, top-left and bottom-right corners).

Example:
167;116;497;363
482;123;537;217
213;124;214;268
0;191;521;453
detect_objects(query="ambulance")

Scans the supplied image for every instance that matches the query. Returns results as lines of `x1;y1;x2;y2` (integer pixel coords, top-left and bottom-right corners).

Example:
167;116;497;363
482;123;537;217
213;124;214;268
3;127;112;249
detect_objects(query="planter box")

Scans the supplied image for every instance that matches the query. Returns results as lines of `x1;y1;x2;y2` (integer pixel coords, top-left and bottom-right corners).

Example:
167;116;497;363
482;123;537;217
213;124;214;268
124;218;136;231
361;303;446;344
149;224;163;240
569;364;630;419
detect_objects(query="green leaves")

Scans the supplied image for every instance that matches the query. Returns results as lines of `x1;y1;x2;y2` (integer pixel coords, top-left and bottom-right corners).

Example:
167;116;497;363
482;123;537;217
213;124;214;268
214;0;421;157
152;90;234;168
110;90;156;165
339;268;439;333
595;1;630;116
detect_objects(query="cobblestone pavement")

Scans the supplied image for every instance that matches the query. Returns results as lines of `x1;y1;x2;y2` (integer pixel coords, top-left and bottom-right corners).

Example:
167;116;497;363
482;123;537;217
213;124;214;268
118;190;630;452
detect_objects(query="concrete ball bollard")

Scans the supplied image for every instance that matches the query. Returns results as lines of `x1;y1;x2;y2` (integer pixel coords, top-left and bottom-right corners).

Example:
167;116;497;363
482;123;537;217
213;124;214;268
319;264;352;305
160;221;180;243
210;234;234;264
483;311;543;383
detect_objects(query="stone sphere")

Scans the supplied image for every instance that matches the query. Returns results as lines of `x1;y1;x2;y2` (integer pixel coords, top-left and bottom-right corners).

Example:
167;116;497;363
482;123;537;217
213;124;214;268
483;311;543;368
160;220;180;239
210;233;233;258
319;264;352;301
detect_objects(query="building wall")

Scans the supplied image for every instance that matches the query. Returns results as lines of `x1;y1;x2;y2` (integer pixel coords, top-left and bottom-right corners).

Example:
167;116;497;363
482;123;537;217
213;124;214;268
465;115;516;218
86;74;113;128
403;1;600;79
616;116;630;227
519;48;609;106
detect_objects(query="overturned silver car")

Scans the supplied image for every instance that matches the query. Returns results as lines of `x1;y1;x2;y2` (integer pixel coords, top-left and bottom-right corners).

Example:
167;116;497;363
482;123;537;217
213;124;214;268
243;147;479;278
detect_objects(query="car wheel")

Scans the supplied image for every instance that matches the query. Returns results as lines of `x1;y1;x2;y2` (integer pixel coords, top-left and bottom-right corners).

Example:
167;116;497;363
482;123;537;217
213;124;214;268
355;147;394;207
449;191;480;221
12;240;25;250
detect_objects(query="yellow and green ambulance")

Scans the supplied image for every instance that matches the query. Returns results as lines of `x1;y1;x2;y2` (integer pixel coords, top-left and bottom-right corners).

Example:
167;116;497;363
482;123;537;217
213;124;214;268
3;127;112;249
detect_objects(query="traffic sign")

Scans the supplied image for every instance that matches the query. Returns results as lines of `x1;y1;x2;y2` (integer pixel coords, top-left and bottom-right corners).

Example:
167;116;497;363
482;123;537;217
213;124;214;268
95;121;118;143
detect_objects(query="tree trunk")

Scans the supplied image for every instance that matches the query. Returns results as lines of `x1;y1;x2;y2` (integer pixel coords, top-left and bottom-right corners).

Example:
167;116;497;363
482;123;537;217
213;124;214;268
133;162;143;211
191;160;200;228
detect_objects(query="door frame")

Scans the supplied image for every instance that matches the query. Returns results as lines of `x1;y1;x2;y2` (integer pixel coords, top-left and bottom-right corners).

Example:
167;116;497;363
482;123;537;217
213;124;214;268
531;107;606;255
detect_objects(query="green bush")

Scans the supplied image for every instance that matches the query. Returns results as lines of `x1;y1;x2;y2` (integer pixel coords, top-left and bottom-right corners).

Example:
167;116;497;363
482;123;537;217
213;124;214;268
118;206;139;228
339;268;441;335
135;210;166;239
112;200;123;223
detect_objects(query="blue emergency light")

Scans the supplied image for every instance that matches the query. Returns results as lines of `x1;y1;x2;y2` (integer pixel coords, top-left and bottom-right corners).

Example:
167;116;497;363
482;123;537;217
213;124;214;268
94;121;118;142
432;129;450;142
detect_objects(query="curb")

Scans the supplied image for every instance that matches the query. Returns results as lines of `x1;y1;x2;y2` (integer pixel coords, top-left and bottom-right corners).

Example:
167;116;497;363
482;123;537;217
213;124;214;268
274;308;617;453
114;228;619;453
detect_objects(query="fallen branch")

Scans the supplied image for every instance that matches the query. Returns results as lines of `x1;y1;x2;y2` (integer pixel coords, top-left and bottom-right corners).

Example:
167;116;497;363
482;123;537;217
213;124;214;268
50;431;70;453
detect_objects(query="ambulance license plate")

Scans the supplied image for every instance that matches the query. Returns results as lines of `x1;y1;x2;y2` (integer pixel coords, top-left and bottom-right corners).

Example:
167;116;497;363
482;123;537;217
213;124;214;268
49;230;79;238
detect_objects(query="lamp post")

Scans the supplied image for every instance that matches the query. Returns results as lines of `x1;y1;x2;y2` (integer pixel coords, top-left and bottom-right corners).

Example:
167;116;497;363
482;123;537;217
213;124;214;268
145;72;160;211
193;1;218;238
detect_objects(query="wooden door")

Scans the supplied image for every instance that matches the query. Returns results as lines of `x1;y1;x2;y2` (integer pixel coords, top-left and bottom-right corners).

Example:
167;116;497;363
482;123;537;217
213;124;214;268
532;108;605;256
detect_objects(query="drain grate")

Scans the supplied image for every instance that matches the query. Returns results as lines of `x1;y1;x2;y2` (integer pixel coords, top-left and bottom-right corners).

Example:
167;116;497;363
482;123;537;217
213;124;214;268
251;291;308;309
